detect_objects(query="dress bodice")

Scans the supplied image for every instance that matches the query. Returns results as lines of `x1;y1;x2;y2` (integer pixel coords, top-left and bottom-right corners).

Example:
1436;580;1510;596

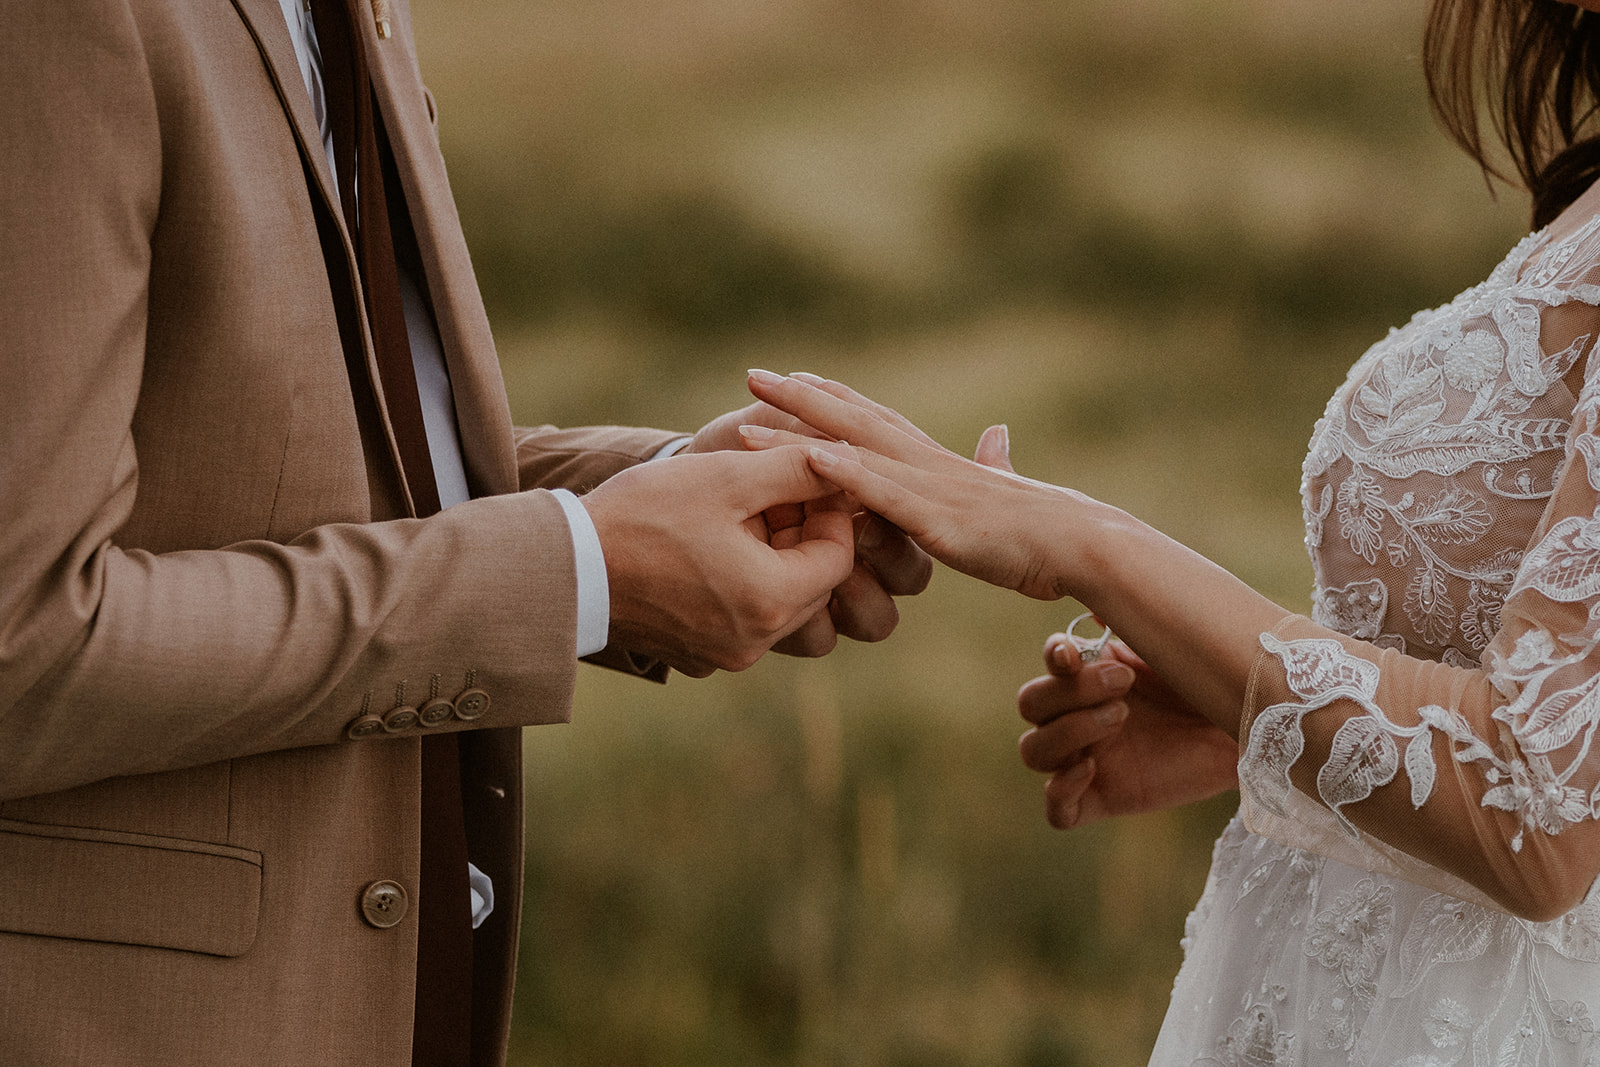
1303;224;1586;668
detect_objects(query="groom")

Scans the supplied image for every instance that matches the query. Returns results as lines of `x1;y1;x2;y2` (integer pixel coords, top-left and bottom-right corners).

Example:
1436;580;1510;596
0;3;927;1065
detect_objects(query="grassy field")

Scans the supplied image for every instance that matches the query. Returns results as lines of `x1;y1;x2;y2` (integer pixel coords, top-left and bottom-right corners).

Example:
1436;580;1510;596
410;1;1530;1062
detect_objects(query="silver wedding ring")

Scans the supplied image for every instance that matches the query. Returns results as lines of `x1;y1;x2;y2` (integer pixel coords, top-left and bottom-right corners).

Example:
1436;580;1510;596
1065;612;1114;663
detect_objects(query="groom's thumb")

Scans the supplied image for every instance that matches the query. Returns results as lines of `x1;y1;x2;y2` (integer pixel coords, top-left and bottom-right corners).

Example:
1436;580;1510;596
730;444;840;514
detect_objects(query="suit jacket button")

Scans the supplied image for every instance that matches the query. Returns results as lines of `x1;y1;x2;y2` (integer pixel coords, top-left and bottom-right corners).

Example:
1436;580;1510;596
383;706;419;732
346;715;385;740
360;880;409;929
453;688;490;721
419;699;456;727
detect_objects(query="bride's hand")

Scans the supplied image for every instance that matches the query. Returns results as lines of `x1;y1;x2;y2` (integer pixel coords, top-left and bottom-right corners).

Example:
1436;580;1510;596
1018;634;1238;829
740;370;1090;601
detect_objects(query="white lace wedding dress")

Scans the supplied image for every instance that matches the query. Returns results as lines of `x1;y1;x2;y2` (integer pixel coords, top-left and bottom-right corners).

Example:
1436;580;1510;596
1149;216;1600;1067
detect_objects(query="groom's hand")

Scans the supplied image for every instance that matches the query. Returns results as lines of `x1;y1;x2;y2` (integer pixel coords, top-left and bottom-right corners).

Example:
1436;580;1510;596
692;400;934;656
581;446;858;677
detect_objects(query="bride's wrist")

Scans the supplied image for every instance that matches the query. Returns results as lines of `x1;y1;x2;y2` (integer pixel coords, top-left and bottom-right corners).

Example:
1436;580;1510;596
1023;491;1134;602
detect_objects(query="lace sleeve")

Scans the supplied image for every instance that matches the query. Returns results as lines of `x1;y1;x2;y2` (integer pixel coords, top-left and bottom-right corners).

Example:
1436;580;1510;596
1236;222;1600;920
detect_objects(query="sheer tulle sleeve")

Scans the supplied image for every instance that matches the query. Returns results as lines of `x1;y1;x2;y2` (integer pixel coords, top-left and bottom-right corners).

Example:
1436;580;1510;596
1236;224;1600;920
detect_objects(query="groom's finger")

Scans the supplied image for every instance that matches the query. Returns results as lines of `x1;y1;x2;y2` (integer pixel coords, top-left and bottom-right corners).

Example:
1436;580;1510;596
826;562;898;643
772;606;840;658
855;513;933;597
725;443;854;516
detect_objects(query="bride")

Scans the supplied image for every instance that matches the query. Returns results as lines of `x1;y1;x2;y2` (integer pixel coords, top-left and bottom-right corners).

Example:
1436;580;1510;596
740;1;1600;1062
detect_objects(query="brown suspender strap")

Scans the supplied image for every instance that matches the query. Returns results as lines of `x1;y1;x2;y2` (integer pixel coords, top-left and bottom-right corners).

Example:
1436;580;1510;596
307;2;471;1063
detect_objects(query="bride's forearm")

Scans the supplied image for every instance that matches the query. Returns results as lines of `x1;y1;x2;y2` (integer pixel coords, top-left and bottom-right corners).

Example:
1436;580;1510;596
737;368;1295;731
1041;495;1293;739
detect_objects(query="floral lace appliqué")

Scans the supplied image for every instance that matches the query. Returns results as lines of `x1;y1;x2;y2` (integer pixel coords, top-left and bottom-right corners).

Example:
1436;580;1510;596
1303;878;1393;1051
1196;998;1296;1067
1244;628;1600;851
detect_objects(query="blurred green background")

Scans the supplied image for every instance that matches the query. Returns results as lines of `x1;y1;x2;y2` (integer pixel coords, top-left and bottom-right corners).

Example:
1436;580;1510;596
411;0;1529;1063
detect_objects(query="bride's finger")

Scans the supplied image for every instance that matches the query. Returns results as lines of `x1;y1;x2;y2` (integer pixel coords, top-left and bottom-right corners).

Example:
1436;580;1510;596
1044;632;1078;676
788;372;943;449
801;444;944;545
972;424;1014;472
1017;658;1136;726
1044;759;1095;830
747;371;934;461
1019;700;1127;772
739;427;954;525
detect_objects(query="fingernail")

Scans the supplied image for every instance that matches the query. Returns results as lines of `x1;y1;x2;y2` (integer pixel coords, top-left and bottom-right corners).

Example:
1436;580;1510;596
857;515;884;549
1094;701;1127;727
739;424;775;440
809;446;841;468
1094;662;1134;691
791;371;827;385
1063;759;1094;782
1045;635;1072;669
748;369;785;386
997;424;1011;456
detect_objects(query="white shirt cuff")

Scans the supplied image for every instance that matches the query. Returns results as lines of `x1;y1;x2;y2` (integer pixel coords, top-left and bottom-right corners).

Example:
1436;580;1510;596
467;861;495;930
552;488;609;658
651;436;693;460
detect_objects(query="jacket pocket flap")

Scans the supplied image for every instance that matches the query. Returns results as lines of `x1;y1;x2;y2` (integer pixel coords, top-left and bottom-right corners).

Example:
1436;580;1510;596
0;818;261;957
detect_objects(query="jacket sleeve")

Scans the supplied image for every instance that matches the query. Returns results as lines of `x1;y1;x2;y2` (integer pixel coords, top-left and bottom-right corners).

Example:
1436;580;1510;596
512;424;686;494
0;4;584;801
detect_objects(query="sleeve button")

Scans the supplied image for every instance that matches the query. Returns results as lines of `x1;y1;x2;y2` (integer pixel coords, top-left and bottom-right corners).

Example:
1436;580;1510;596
453;688;491;721
419;699;456;727
382;706;419;732
346;715;385;740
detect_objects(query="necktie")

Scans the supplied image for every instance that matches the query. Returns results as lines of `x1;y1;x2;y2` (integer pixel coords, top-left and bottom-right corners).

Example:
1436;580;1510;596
306;2;472;1063
310;0;441;516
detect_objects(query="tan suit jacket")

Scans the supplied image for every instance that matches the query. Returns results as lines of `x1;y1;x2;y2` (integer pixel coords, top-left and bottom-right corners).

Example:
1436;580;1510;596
0;2;676;1063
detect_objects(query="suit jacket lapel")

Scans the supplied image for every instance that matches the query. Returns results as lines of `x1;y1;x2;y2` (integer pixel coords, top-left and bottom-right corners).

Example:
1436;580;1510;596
229;0;431;516
228;0;340;224
366;19;520;500
231;0;519;503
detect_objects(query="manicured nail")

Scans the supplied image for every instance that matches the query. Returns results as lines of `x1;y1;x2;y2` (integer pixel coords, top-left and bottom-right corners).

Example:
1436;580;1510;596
748;369;785;386
997;424;1011;456
808;446;841;468
791;371;827;385
739;424;775;441
1094;662;1134;691
1063;759;1094;782
1046;634;1072;669
1093;702;1128;728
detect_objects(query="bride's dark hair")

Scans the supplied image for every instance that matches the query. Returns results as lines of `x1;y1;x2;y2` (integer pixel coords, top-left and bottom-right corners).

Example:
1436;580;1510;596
1427;0;1600;226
